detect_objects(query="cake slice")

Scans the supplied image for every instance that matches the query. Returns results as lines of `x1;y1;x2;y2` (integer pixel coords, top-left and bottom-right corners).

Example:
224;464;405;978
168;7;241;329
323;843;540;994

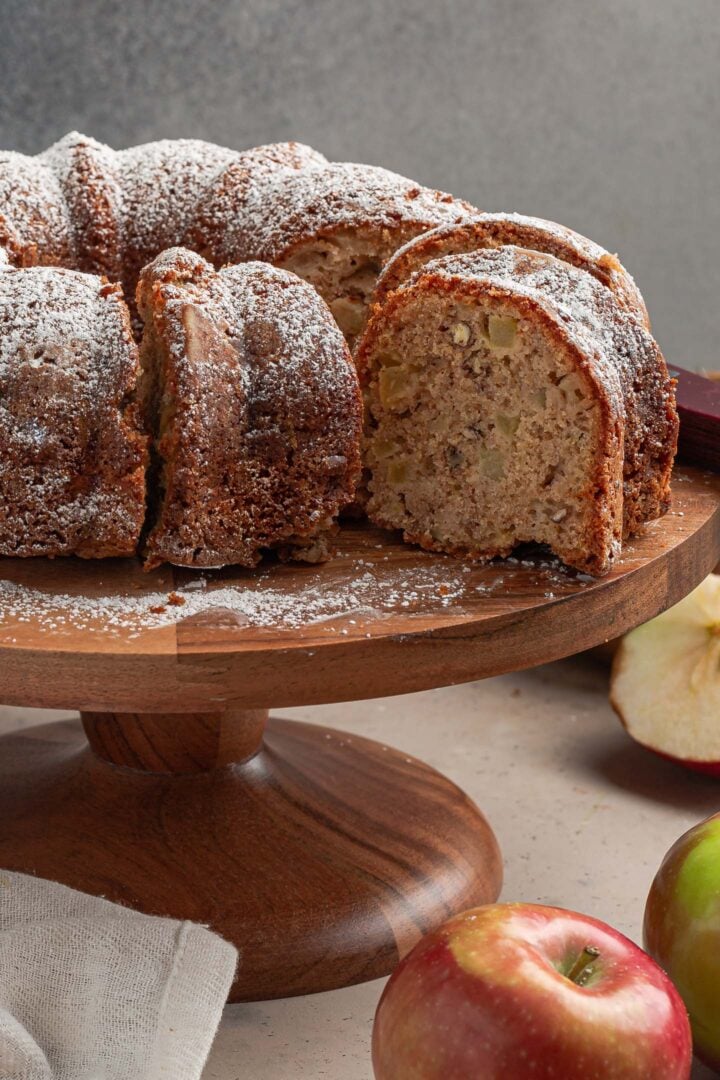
356;246;677;575
0;265;147;558
137;248;362;569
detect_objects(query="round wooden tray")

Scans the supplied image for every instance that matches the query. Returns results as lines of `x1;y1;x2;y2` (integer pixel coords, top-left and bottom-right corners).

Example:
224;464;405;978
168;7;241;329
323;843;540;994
0;464;718;1002
1;466;718;714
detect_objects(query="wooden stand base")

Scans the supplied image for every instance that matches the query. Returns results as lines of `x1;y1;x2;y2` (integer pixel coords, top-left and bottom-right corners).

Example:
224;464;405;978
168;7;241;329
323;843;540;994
0;710;502;1002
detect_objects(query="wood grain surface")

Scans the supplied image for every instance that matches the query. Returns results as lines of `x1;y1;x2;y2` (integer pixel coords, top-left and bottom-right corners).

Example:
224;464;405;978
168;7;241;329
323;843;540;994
0;467;718;713
0;713;502;1001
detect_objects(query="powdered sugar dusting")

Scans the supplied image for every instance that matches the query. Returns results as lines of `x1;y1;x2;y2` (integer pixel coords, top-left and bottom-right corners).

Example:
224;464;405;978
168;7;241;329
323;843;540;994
39;131;125;278
376;211;647;321
472;212;612;262
234;161;476;262
117;138;238;263
0;559;470;639
189;142;328;263
0;266;146;555
0;540;602;641
0;133;331;294
0;148;74;267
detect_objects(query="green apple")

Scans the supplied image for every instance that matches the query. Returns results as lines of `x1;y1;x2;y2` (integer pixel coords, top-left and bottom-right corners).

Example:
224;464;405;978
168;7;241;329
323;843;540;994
645;813;720;1069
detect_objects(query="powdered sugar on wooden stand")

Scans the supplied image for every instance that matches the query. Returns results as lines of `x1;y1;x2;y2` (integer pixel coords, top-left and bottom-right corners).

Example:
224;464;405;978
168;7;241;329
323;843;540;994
0;546;595;642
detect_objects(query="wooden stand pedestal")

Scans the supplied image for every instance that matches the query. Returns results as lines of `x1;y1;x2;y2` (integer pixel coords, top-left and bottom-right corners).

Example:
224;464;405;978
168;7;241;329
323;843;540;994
0;709;501;1002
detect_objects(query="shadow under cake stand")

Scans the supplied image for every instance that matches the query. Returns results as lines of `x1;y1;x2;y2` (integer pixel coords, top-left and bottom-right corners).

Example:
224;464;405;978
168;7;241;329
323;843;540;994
0;465;718;1003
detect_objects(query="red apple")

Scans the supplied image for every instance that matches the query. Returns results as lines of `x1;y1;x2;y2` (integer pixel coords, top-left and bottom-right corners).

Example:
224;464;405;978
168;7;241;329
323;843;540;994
372;903;691;1079
645;813;720;1070
611;575;720;773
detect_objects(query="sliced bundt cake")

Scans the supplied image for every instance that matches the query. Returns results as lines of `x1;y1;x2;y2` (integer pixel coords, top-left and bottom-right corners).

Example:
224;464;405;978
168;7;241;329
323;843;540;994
0;132;679;575
224;162;477;348
137;248;362;569
356;246;677;576
0;263;147;558
373;212;649;324
0;136;477;351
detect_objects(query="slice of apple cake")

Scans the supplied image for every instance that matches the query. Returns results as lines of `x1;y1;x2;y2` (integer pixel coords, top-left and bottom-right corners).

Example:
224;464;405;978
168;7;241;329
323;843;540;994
356;245;677;575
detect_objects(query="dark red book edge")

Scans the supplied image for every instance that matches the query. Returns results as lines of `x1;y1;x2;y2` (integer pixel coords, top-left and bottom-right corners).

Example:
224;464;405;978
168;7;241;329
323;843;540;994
671;365;720;472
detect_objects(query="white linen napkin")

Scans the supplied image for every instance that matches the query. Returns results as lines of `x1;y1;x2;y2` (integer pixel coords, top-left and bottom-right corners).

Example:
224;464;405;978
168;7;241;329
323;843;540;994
0;871;238;1080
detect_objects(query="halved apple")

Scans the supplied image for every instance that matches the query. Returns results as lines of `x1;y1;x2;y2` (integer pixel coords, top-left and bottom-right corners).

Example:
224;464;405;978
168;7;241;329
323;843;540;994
610;574;720;773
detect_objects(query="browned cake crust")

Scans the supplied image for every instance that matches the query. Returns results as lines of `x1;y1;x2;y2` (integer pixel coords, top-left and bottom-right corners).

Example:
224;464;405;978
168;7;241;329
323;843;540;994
186;141;328;266
0;264;148;558
0;132;677;573
0;149;74;268
374;212;650;324
137;248;362;569
0;134;328;320
115;138;240;315
356;246;677;575
40;132;125;280
219;161;476;264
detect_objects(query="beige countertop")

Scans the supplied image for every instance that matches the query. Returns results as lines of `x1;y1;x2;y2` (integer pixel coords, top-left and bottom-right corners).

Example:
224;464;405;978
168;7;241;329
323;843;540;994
2;657;716;1079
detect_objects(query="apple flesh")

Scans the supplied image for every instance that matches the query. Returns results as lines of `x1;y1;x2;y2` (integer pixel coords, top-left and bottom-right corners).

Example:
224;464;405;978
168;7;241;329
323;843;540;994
611;574;720;773
645;813;720;1070
373;903;691;1080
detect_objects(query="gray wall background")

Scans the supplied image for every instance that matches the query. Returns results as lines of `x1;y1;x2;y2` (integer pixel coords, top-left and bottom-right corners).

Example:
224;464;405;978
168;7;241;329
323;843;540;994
1;0;717;371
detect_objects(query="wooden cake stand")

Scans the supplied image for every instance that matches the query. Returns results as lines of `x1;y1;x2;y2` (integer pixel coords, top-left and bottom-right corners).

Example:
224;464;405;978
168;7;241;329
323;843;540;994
0;464;718;1003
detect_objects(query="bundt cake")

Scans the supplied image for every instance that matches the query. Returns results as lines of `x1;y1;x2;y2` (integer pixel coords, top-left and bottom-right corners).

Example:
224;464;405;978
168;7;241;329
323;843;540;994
137;248;362;569
0;135;475;349
203;161;477;347
373;212;650;326
0;261;147;558
356;245;677;576
0;131;677;576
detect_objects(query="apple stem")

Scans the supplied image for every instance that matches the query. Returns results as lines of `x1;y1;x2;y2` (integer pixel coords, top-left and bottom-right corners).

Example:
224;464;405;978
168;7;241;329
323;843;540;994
566;945;600;986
